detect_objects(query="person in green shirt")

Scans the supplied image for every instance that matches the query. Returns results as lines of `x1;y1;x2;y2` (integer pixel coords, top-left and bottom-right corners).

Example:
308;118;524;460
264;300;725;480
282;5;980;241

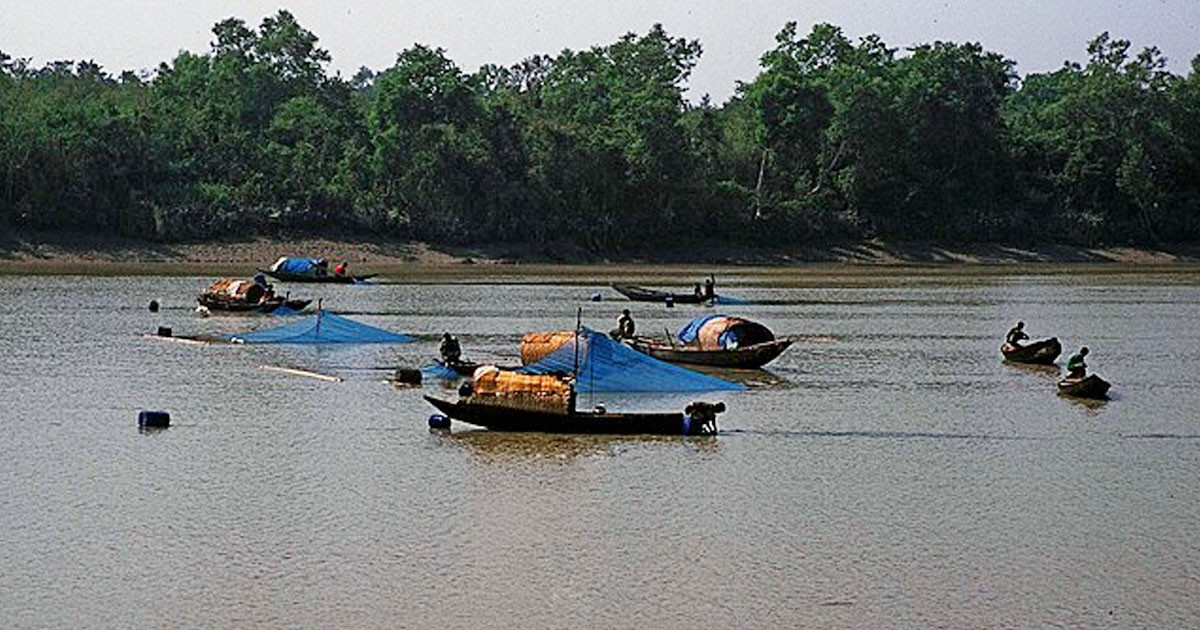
1066;346;1089;379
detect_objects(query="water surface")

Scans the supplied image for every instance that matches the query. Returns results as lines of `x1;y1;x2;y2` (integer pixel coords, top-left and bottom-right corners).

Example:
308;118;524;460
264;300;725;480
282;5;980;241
2;268;1199;628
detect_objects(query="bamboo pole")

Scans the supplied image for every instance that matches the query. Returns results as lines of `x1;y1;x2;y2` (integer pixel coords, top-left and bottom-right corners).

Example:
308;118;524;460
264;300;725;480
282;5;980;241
259;365;343;382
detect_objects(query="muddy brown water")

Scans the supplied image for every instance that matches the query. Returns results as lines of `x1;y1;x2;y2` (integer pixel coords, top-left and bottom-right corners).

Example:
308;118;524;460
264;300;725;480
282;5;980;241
2;267;1199;628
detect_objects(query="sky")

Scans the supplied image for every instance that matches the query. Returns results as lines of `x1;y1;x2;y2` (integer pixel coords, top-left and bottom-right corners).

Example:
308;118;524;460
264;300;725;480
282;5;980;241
2;0;1198;103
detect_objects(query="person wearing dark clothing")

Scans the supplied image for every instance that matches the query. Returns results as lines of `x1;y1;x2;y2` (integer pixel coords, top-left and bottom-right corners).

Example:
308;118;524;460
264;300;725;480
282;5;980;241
704;276;715;300
1066;347;1089;379
1006;321;1029;347
694;284;704;299
616;309;636;339
440;332;462;363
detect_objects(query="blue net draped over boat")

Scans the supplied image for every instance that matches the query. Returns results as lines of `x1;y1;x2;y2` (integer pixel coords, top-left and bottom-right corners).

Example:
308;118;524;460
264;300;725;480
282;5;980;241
519;327;743;393
229;311;416;344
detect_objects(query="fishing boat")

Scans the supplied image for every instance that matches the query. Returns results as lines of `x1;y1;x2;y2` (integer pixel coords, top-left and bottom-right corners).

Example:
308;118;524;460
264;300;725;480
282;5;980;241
1057;374;1111;399
612;284;711;304
624;315;791;368
197;294;312;314
1001;337;1062;365
625;337;792;368
196;277;311;313
260;257;376;283
424;394;721;435
434;358;521;377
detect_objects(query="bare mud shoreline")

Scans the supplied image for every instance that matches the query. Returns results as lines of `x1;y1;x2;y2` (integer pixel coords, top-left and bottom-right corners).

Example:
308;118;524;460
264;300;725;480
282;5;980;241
2;231;1198;278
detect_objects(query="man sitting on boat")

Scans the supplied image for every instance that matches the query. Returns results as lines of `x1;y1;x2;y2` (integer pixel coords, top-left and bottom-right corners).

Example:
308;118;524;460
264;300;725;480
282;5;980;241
614;309;636;340
1066;346;1089;379
1005;321;1029;348
440;332;462;363
334;261;348;276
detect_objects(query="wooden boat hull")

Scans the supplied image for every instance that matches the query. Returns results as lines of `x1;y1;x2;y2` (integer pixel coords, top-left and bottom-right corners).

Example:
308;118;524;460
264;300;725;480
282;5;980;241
1057;374;1111;399
1002;337;1062;365
435;359;520;377
612;284;709;304
260;269;377;284
626;338;792;368
197;295;312;313
424;396;715;435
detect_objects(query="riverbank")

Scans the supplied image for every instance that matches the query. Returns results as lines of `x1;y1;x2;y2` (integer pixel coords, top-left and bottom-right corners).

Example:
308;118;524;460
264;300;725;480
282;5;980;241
1;230;1198;275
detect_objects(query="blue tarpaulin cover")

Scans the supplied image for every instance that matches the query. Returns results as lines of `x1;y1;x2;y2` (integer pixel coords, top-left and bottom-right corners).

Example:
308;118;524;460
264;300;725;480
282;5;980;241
677;315;723;344
274;257;323;275
519;327;743;393
229;311;415;344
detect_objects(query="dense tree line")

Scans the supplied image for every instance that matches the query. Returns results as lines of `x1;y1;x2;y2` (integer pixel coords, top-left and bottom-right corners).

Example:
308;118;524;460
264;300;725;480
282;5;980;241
2;12;1198;249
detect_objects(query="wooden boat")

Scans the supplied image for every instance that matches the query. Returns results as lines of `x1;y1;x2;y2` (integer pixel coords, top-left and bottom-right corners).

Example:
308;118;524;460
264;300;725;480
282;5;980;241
424;395;722;435
435;358;520;377
612;284;711;304
625;337;792;368
1001;337;1062;365
259;269;376;284
1057;374;1111;399
197;294;312;313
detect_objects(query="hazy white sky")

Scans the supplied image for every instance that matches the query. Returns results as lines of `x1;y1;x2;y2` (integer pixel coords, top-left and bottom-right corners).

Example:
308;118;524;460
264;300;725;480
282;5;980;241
3;0;1198;102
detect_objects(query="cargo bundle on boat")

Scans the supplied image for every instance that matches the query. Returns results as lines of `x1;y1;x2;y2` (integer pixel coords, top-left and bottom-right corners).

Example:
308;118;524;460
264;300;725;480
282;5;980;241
624;315;792;368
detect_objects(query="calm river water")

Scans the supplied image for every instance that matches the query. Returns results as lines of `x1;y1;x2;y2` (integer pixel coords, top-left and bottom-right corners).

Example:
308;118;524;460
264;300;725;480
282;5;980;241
2;266;1199;628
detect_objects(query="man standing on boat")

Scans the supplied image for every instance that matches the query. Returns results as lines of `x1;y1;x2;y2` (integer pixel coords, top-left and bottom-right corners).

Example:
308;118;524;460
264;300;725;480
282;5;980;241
1006;321;1029;347
704;276;715;300
615;309;636;340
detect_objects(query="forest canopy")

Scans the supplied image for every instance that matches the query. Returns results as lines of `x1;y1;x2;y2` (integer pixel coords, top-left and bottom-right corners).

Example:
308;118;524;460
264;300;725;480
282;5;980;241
2;12;1198;248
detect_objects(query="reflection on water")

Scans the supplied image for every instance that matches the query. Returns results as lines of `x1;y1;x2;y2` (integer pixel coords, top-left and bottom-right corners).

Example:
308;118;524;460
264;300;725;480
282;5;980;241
2;269;1200;629
437;429;720;461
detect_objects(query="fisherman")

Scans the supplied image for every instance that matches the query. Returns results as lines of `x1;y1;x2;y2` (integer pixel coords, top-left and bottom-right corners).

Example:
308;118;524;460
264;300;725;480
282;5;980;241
704;276;715;300
1066;346;1089;380
440;332;462;363
334;261;348;276
1005;321;1029;348
694;284;704;299
616;309;636;340
253;272;272;291
252;272;275;302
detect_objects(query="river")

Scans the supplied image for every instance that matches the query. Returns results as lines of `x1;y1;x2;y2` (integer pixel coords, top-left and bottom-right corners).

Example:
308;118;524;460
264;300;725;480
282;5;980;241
1;266;1198;628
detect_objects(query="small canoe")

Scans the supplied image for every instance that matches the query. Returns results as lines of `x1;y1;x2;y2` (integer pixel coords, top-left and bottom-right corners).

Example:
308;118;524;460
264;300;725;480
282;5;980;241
1001;337;1062;365
424;395;722;436
259;269;377;284
625;337;792;368
612;284;711;304
1057;374;1111;399
197;294;312;313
